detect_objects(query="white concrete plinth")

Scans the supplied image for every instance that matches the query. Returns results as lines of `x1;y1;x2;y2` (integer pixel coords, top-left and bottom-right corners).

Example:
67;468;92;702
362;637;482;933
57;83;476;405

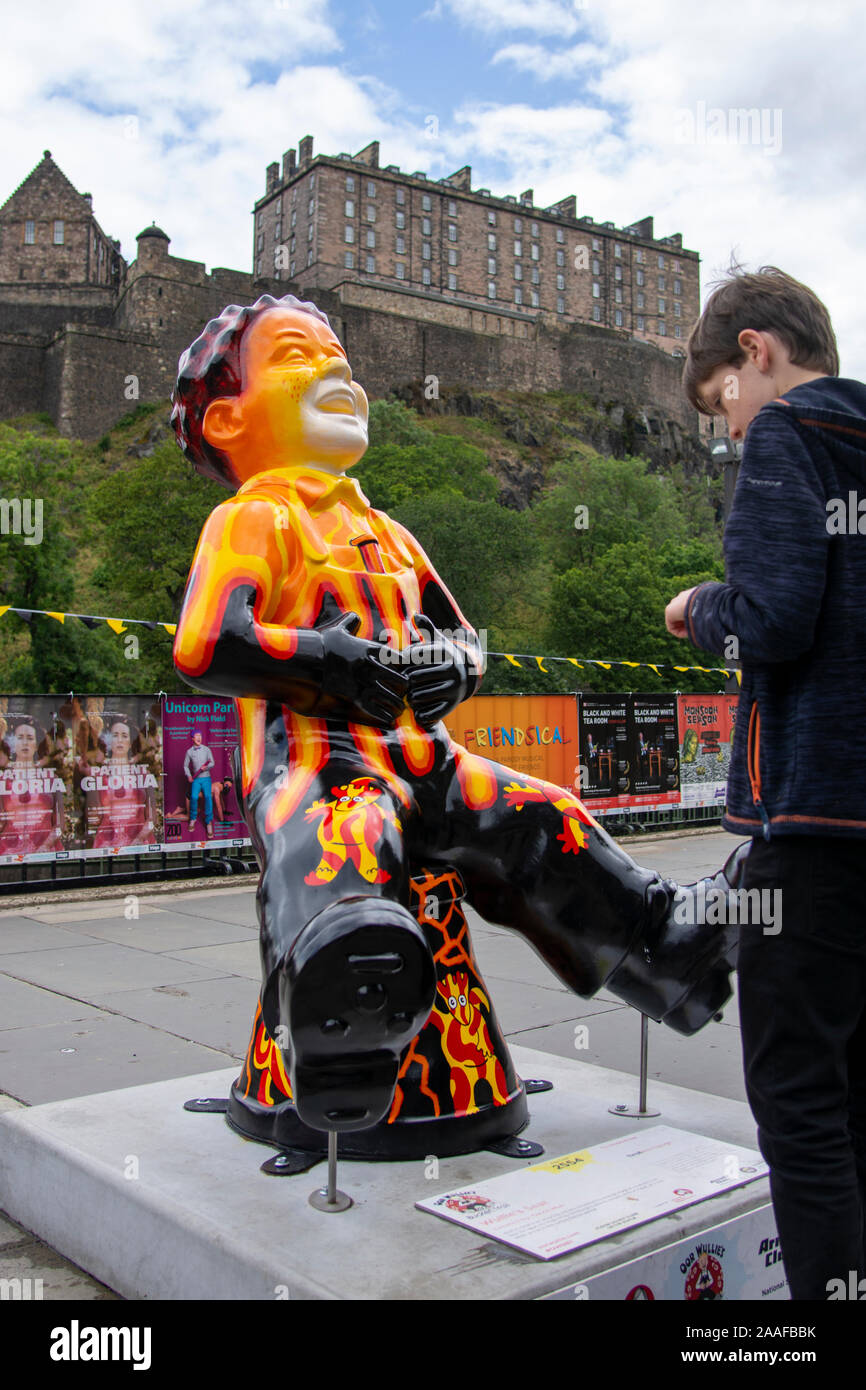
0;1047;770;1300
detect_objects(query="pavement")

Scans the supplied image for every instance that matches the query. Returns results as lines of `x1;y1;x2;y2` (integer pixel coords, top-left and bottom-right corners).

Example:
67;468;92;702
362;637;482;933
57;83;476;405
0;825;751;1299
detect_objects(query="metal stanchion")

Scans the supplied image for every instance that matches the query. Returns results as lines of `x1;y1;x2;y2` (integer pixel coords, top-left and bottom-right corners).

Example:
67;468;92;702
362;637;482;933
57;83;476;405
309;1131;352;1212
609;1012;661;1118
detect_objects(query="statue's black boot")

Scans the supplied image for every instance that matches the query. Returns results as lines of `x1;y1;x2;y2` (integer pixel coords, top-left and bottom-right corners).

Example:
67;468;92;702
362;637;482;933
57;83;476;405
270;896;436;1133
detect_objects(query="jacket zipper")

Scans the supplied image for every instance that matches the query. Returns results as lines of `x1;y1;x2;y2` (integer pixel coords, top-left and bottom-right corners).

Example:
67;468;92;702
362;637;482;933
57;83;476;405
747;701;771;840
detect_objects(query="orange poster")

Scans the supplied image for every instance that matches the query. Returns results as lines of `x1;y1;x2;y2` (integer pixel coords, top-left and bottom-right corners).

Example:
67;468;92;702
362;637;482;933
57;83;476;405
443;694;580;791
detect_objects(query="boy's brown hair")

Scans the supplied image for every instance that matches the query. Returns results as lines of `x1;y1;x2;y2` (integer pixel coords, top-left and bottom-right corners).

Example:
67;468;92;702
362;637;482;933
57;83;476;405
683;259;840;415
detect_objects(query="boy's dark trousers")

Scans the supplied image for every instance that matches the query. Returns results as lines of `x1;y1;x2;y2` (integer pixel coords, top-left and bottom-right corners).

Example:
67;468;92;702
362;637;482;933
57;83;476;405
739;835;866;1300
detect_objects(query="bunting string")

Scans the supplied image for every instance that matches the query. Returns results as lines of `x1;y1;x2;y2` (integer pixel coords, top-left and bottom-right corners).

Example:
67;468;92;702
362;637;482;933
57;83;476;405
0;606;739;681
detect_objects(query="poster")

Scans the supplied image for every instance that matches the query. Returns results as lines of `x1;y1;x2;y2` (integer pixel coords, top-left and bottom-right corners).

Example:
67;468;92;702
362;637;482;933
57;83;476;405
72;696;163;854
541;1205;788;1300
443;693;579;789
576;694;632;809
630;695;681;806
0;695;79;861
677;695;738;808
161;695;247;849
417;1125;767;1260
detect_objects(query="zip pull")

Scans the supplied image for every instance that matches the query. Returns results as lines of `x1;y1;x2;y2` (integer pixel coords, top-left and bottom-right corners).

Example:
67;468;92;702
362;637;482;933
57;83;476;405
756;799;771;841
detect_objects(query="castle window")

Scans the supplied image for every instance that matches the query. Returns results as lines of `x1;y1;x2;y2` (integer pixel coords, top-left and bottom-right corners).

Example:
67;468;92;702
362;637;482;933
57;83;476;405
556;228;564;243
658;322;666;335
422;242;431;259
366;254;375;272
422;267;431;285
290;260;296;276
637;315;645;330
658;298;665;313
367;181;376;197
447;273;457;289
488;233;496;251
396;262;406;279
345;251;354;268
366;204;376;222
291;210;296;227
592;305;601;321
344;226;354;243
592;282;600;298
448;223;457;241
395;211;405;230
531;221;539;237
614;243;622;258
448;248;457;266
615;287;622;303
635;248;644;262
658;274;665;290
257;233;264;251
308;199;314;216
422;195;432;211
531;268;540;284
514;286;523;304
514;217;522;232
673;258;681;271
636;269;644;285
558;297;566;314
307;223;313;241
531;290;539;306
345;200;354;217
448;200;457;217
556;273;564;290
307;248;313;266
615;309;623;325
531;243;539;260
658;254;665;268
637;292;645;308
488;211;497;226
675;325;682;337
513;239;522;257
514;263;523;281
556;250;565;266
674;277;682;295
396;188;405;205
675;301;681;315
53;220;64;245
366;229;375;248
592;258;600;275
592;237;600;251
614;266;622;281
396;235;405;254
346;176;355;192
422;218;432;236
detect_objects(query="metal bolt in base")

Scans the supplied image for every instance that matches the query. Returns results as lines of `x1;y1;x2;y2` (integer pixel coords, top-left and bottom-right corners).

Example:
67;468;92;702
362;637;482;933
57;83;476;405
308;1131;353;1212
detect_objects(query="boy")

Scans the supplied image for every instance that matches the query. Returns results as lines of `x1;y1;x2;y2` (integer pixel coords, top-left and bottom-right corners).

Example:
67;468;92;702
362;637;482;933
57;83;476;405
666;264;866;1300
171;291;747;1138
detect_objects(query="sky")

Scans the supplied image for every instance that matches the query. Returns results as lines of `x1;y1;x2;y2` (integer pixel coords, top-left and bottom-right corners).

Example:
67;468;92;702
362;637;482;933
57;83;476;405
2;0;863;374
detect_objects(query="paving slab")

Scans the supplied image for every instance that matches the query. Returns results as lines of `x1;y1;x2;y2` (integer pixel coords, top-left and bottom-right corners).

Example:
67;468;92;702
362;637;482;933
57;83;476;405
38;912;258;953
0;974;106;1032
161;939;261;981
83;977;258;1058
0;919;115;955
513;1011;748;1105
0;1046;770;1301
0;1014;238;1104
0;942;227;997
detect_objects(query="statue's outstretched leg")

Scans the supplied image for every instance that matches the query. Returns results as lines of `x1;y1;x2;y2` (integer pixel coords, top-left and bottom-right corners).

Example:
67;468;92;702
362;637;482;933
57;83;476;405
416;755;750;1035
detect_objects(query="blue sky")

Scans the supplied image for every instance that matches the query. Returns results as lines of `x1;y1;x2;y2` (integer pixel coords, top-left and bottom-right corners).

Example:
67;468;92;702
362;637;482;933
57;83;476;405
3;0;865;375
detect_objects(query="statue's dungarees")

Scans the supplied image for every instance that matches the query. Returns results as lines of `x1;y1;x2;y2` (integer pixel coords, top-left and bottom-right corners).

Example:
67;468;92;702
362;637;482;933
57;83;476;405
172;465;628;1035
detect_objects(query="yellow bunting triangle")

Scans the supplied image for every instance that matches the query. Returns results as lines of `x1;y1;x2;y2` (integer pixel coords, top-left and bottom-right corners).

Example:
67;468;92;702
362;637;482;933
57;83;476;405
592;661;612;670
45;611;65;624
535;656;549;673
504;654;522;667
0;606;9;619
567;658;583;668
161;624;177;636
736;670;742;686
647;665;661;677
105;619;128;635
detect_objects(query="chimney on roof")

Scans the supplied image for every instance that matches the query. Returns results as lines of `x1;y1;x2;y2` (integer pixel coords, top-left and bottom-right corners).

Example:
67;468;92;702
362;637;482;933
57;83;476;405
548;194;577;219
443;165;471;191
266;161;279;193
298;134;314;166
282;148;296;182
520;188;533;206
354;140;380;168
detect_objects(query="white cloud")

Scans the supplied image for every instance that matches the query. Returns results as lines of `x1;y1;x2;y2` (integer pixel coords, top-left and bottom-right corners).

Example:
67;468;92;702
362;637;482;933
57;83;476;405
491;42;604;81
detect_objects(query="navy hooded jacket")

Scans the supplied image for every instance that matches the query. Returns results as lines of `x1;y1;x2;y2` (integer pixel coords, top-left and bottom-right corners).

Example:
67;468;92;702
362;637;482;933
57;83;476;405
684;375;866;840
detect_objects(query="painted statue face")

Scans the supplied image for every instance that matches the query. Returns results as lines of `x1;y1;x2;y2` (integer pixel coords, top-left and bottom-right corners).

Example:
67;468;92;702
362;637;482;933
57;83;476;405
110;723;131;760
192;732;202;745
14;724;37;761
203;306;369;482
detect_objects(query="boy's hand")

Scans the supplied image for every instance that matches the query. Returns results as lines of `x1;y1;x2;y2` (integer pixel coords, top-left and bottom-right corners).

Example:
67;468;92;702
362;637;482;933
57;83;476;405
405;613;472;728
665;586;699;639
318;611;409;729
